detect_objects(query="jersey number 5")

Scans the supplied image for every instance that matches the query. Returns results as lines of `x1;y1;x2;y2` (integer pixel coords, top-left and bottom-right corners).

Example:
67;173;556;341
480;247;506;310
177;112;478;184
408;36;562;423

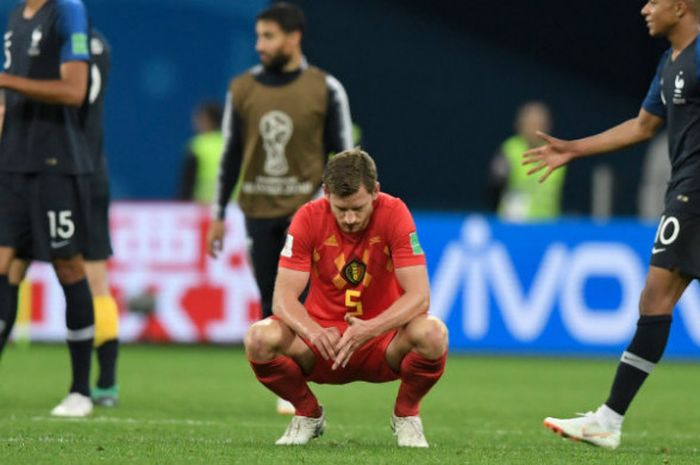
345;290;363;317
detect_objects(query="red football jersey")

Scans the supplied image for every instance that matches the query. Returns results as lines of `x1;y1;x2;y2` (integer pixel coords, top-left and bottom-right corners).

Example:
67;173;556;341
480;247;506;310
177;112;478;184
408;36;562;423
279;193;426;327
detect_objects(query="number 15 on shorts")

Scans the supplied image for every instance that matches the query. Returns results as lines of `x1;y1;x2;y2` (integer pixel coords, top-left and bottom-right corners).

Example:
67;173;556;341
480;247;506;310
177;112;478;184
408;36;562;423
47;210;75;239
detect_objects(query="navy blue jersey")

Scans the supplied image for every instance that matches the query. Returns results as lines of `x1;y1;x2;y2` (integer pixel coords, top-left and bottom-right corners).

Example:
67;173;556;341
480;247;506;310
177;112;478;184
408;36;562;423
642;39;700;213
0;0;92;174
86;29;110;180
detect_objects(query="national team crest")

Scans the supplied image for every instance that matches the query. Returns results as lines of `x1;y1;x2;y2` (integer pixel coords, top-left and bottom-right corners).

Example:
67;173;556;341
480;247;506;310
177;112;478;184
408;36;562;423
342;258;366;286
28;28;42;56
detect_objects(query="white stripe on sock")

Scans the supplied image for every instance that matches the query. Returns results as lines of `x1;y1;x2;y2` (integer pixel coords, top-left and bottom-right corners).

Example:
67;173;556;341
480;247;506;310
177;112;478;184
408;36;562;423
0;320;6;333
66;325;95;341
620;350;655;374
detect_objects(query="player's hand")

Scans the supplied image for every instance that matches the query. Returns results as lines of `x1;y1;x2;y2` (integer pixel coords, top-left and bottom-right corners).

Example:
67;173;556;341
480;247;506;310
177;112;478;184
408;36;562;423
332;315;376;370
522;131;576;182
206;219;226;259
308;326;341;361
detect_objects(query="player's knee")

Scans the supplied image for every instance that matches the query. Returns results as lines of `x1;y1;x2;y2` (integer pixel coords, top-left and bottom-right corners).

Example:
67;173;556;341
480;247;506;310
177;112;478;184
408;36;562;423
52;257;86;285
7;259;29;285
639;284;674;315
413;316;448;359
245;320;283;360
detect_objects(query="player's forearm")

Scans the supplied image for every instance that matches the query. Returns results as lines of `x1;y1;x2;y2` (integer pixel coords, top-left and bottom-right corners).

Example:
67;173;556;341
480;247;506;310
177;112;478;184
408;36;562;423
0;74;86;107
273;295;323;340
366;290;429;336
571;117;657;159
212;110;243;220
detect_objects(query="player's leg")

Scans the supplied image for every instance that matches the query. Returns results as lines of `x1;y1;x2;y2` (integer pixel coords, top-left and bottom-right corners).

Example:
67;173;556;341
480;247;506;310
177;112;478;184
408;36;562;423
83;175;119;406
245;217;289;319
34;174;94;417
245;318;325;444
0;174;29;358
544;265;690;449
85;260;119;406
385;314;449;448
49;255;94;417
0;259;30;355
245;216;294;413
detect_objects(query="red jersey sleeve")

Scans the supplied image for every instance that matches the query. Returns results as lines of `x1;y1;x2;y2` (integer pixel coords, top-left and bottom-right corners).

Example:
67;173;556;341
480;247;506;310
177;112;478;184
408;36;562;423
278;204;315;272
387;199;426;268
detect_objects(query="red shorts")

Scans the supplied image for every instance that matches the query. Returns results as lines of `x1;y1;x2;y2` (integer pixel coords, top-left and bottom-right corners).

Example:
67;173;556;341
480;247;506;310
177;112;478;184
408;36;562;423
303;329;400;385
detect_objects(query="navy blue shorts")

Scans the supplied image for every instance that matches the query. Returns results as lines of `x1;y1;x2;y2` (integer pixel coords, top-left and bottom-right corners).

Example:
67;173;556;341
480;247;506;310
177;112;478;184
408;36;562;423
649;210;700;279
0;173;90;261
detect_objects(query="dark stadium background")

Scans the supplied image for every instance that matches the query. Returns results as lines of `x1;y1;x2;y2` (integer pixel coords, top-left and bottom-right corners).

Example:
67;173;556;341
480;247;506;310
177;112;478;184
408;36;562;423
0;0;667;213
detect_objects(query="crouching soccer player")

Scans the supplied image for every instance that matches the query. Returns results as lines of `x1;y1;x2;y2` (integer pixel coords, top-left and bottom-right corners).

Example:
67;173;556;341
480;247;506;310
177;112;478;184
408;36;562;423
240;148;448;447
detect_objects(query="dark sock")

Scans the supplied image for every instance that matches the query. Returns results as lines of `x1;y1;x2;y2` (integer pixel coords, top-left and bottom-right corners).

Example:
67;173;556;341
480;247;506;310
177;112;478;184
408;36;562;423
97;339;118;388
605;315;672;415
63;279;94;396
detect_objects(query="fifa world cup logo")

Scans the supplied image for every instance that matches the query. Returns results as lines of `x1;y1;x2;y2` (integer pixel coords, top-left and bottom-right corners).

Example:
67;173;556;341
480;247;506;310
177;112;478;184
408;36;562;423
259;110;293;176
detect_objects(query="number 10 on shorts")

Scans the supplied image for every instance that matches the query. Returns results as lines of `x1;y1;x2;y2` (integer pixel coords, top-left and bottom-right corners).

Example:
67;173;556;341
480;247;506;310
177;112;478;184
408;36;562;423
47;210;75;239
345;290;363;317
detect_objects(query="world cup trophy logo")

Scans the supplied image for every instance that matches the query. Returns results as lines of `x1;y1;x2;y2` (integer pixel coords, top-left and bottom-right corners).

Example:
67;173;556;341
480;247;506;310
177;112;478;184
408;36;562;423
259;110;293;176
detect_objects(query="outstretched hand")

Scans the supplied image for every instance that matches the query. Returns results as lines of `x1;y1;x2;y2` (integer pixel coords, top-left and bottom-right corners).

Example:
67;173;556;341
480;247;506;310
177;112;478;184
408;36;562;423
332;315;375;370
522;131;576;182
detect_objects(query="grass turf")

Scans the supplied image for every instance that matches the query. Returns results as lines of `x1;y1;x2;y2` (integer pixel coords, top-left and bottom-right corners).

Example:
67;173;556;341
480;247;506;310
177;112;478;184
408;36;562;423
1;344;699;464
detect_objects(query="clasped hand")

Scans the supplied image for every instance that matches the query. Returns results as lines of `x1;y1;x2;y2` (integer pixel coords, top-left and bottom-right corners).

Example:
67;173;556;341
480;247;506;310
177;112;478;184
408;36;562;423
307;315;375;371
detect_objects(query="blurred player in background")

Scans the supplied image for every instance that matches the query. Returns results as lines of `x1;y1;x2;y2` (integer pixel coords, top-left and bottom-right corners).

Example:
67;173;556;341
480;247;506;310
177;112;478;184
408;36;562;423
206;2;353;414
488;101;565;221
524;0;700;449
244;149;448;447
178;101;224;203
0;0;94;417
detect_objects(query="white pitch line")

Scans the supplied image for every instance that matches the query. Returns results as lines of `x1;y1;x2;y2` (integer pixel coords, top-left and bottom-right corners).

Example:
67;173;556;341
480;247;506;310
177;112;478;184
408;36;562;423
29;416;221;427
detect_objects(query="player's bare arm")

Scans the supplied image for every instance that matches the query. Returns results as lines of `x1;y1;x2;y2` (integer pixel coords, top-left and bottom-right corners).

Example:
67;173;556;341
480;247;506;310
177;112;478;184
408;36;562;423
333;264;430;369
273;267;341;361
0;61;88;107
523;108;664;182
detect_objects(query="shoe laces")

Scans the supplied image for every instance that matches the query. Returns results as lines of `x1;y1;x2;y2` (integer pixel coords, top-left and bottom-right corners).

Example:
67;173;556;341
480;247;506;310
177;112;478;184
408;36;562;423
395;416;424;438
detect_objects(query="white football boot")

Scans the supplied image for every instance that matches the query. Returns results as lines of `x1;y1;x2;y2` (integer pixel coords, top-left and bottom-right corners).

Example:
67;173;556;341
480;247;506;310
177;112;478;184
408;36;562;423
276;397;295;415
391;413;429;448
275;407;325;445
50;393;93;418
544;410;621;449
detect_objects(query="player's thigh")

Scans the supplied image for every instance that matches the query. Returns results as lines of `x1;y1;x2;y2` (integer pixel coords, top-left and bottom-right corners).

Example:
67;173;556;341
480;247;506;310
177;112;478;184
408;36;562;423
29;174;89;262
0;173;31;271
646;210;699;314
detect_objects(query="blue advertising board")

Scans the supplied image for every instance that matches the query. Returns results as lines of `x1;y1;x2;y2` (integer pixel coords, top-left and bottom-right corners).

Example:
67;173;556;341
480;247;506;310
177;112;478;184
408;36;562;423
416;214;700;358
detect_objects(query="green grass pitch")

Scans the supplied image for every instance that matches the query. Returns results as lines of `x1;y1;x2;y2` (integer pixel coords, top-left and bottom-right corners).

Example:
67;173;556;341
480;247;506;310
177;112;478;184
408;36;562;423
1;345;699;464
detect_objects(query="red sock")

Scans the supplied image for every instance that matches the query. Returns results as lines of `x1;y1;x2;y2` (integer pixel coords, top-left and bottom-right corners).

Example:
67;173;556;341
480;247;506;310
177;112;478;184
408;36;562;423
394;351;447;417
249;356;322;418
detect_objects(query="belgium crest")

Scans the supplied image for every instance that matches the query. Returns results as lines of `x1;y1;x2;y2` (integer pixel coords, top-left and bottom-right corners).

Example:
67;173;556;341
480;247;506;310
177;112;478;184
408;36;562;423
342;258;366;286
